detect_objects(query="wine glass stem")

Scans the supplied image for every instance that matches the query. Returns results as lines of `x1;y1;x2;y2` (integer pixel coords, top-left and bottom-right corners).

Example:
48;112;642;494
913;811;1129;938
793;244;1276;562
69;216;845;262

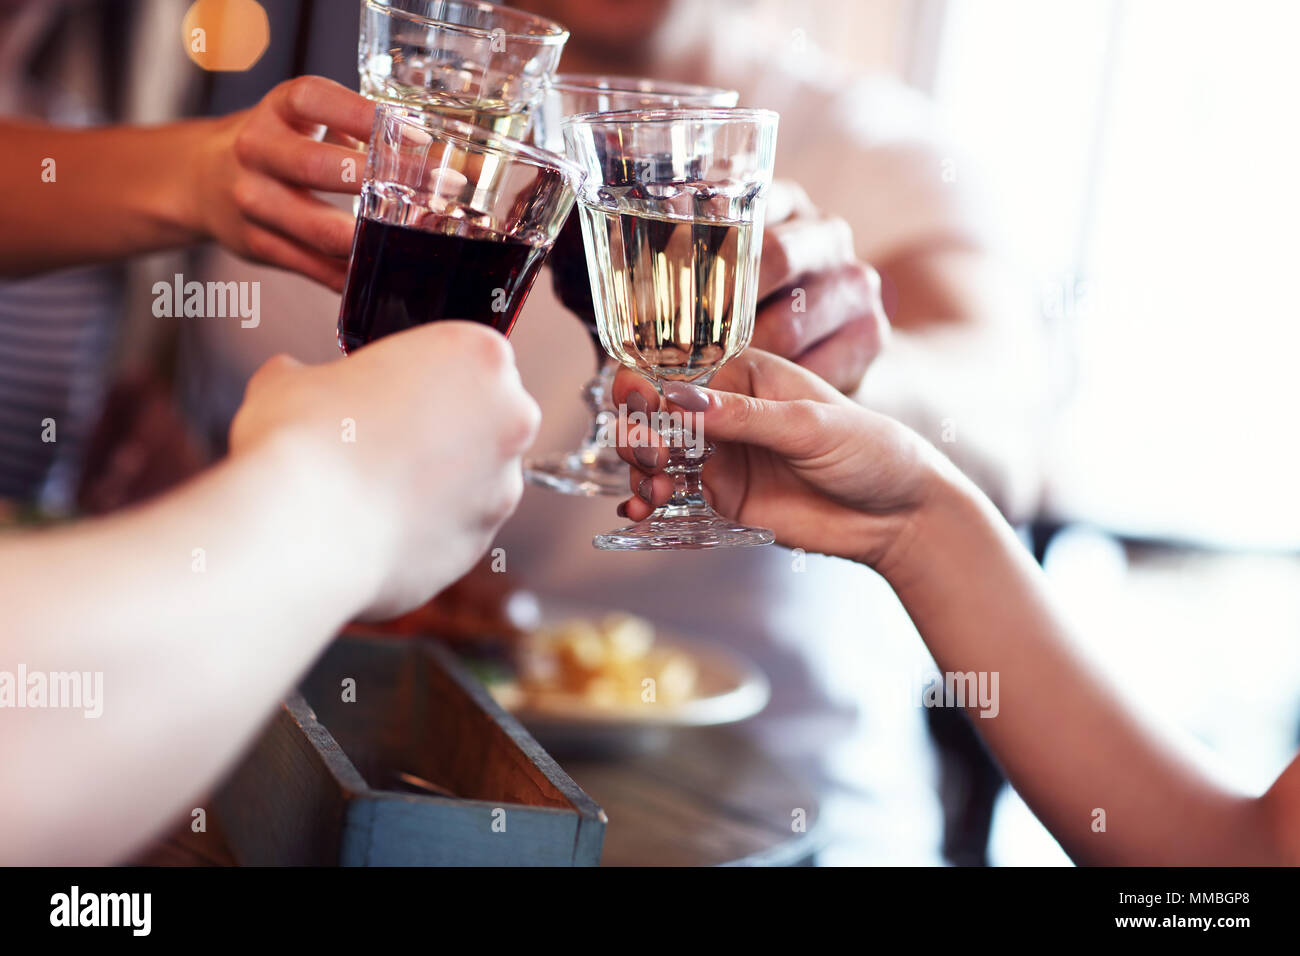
576;356;618;463
660;430;714;517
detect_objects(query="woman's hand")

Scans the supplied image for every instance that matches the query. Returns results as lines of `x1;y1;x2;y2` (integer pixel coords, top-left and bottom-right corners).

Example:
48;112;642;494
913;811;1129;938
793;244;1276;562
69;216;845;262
610;348;950;571
188;76;376;290
230;321;540;619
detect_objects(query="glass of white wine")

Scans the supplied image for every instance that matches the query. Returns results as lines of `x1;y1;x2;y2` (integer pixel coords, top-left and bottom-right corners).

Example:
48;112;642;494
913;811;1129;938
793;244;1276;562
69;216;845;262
358;0;568;138
524;76;739;498
562;108;780;550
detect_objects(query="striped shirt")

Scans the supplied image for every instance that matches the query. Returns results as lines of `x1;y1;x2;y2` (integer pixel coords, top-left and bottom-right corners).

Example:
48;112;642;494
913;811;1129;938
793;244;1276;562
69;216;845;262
0;265;119;509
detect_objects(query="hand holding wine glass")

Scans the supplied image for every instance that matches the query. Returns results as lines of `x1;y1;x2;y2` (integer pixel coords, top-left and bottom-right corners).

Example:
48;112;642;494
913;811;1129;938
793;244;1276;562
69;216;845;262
608;348;951;571
564;106;780;549
751;180;891;395
232;321;541;621
190;75;377;291
523;76;739;498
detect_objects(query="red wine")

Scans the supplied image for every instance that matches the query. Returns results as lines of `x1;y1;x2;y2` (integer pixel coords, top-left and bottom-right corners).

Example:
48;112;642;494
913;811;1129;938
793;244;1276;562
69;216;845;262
338;217;547;353
548;211;600;348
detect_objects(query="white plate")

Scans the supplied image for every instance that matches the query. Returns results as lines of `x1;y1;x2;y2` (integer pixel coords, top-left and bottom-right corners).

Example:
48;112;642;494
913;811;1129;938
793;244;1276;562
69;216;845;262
487;601;771;740
504;636;771;730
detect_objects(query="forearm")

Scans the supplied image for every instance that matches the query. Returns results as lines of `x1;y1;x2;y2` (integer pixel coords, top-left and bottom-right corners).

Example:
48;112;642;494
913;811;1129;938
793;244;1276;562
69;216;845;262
0;119;215;275
0;436;383;864
885;469;1284;865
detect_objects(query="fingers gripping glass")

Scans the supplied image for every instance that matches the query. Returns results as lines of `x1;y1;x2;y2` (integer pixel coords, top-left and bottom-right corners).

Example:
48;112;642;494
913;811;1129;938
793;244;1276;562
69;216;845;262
337;103;582;352
524;76;739;498
563;108;779;550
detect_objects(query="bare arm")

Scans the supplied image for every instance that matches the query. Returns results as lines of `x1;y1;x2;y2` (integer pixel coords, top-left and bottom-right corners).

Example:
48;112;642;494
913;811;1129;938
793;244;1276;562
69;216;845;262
0;118;211;274
0;436;375;865
1;76;373;288
0;321;539;864
613;349;1300;865
890;467;1299;865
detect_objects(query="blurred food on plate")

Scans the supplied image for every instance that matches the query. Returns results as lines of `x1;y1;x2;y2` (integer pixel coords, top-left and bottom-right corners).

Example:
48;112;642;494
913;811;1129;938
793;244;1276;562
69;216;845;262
497;612;699;711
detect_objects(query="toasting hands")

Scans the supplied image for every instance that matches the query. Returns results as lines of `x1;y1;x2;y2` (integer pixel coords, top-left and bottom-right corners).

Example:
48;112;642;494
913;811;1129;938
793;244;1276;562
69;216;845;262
188;76;375;291
609;349;947;571
751;181;890;394
231;321;540;620
0;76;373;286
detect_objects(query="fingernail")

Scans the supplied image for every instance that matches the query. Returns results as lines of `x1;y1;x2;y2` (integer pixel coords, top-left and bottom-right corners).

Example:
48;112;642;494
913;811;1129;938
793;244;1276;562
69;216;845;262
663;381;710;412
633;444;659;470
626;390;650;416
636;476;654;503
616;501;629;518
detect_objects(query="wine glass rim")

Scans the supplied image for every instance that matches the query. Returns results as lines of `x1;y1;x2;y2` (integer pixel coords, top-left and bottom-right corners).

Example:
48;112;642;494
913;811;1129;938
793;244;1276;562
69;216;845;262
550;74;738;102
363;0;568;44
563;107;778;128
378;103;585;181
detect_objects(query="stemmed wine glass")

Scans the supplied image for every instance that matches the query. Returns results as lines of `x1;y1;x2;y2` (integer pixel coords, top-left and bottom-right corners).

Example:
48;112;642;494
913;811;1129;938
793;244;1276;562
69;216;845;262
523;76;739;497
337;102;582;352
357;0;568;136
562;108;779;549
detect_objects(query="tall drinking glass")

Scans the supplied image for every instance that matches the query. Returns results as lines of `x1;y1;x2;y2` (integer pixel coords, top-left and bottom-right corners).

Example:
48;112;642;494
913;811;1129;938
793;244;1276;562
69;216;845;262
337;102;582;352
563;108;779;550
358;0;568;137
524;76;739;497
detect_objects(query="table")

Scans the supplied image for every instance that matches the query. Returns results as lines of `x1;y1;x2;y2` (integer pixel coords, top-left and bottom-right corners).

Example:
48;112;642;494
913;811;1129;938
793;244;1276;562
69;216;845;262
132;725;821;867
555;726;822;866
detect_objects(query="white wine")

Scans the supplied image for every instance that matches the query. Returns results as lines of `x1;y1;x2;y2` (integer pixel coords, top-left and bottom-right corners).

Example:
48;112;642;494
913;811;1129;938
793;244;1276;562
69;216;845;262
359;76;531;139
579;197;761;383
357;0;562;141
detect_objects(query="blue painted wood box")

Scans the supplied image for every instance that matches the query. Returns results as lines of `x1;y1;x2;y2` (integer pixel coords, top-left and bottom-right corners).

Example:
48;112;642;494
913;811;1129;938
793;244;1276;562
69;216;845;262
214;635;606;865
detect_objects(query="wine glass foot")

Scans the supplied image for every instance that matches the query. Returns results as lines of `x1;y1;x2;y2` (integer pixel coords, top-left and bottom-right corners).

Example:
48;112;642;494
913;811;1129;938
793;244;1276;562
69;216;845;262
593;513;774;550
525;449;627;497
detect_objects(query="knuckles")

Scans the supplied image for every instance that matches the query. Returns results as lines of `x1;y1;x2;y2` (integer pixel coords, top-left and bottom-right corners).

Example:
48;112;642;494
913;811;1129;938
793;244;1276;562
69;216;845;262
293;148;325;189
309;212;350;257
231;120;260;167
242;226;275;262
280;75;327;120
461;323;516;375
230;174;261;215
823;215;856;258
846;260;884;307
789;398;831;433
483;468;525;528
726;393;759;429
498;391;541;459
757;232;792;289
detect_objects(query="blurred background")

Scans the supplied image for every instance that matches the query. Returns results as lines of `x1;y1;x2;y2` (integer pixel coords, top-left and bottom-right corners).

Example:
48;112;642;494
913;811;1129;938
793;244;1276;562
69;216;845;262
3;0;1298;865
832;0;1300;862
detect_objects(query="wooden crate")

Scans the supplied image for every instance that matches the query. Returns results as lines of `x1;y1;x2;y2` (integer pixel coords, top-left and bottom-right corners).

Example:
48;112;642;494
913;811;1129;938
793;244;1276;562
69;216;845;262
214;636;605;866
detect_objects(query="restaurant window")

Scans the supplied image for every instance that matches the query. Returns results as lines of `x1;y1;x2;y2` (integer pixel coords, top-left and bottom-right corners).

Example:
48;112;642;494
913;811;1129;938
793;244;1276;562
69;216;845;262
928;0;1300;548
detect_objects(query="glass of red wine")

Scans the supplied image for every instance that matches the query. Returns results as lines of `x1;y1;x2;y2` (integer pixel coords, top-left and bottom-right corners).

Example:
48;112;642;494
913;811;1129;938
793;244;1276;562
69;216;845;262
338;102;583;353
522;76;739;498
